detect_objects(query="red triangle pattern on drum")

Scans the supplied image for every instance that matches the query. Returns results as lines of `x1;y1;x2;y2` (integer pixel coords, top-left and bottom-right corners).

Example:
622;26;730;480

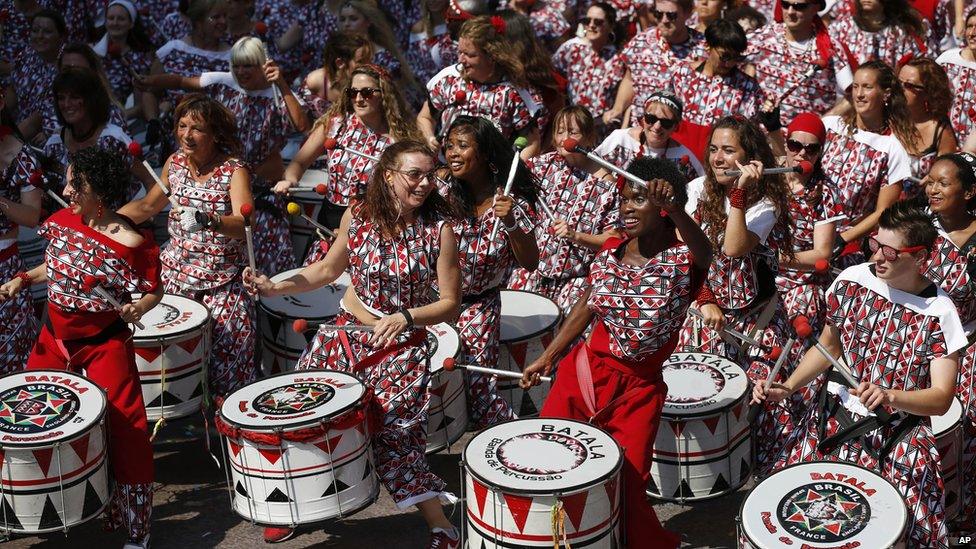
430;382;447;399
503;493;533;533
176;335;202;355
604;477;618;508
824;522;842;535
731;402;744;421
229;440;242;458
33;447;54;476
133;346;161;364
472;479;488;517
560;491;588;531
314;434;344;454
507;342;528;369
69;433;90;462
258;447;282;465
702;416;721;434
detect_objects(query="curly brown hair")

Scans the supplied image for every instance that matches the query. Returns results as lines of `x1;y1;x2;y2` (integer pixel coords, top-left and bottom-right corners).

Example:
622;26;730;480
315;65;421;142
459;16;529;88
171;93;242;156
900;57;953;120
700;116;795;257
843;60;919;148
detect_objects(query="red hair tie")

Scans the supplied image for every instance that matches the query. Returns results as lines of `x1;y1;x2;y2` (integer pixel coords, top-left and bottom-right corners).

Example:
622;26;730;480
360;63;392;82
490;15;506;34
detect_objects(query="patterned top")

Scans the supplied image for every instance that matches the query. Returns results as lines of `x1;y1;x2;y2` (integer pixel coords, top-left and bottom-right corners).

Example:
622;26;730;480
776;171;845;289
924;222;976;326
427;65;541;139
406;25;456;85
593;128;704;183
12;49;58;126
525;152;620;280
525;3;571;46
345;204;445;317
315;114;393;207
587;240;701;361
97;46;155;103
552;37;626;119
43;124;141;206
828;17;928;70
937;49;976;146
157;39;231;106
818;115;912;232
667;63;766;127
158;13;191;43
0;147;39;237
621;27;706;120
159;153;245;292
0;1;41;80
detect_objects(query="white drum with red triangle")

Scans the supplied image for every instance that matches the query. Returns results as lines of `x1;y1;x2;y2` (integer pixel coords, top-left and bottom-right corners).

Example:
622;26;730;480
648;352;751;502
463;418;623;548
425;323;467;454
258;270;351;376
219;370;378;525
497;291;561;418
0;370;109;534
932;396;962;519
738;461;907;548
287;170;329;262
132;294;211;421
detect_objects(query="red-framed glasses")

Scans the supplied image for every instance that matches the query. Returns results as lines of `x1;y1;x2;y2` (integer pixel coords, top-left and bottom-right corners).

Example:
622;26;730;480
866;236;926;261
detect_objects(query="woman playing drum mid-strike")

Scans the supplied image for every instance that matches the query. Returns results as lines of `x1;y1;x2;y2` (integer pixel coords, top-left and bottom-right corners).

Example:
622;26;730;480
521;156;713;548
0;149;160;549
243;140;464;548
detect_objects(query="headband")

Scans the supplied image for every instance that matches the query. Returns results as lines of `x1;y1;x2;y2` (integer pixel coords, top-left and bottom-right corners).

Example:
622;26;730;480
786;112;826;141
948;152;976;183
644;90;683;119
107;0;138;23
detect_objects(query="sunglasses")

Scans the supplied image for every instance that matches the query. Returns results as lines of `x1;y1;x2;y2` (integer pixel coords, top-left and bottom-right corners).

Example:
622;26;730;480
391;168;446;185
866;236;926;262
346;87;382;99
786;139;822;155
580;17;606;26
780;0;812;10
899;80;925;92
643;113;678;129
652;9;679;20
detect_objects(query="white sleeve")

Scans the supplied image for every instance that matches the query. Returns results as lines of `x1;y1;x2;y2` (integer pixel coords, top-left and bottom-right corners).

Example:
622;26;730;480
744;199;777;244
884;139;913;186
684;176;705;218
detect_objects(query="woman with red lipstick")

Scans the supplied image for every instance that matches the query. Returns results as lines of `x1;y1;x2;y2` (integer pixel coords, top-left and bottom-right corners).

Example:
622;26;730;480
521;156;712;549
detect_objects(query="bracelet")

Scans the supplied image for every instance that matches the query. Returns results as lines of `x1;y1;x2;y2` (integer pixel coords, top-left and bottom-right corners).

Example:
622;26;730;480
728;187;747;210
14;271;31;288
401;308;414;327
695;284;717;305
501;218;519;232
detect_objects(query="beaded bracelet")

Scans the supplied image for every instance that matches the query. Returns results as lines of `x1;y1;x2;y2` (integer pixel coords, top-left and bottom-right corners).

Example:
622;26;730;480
728;187;747;210
14;271;31;289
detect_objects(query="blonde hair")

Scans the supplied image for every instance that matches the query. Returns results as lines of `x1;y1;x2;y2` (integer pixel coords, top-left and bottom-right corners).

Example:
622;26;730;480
458;16;528;88
314;65;421;142
230;36;268;68
340;0;419;90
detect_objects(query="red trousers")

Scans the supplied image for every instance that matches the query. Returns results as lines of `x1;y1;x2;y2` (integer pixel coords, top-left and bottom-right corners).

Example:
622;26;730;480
540;327;680;549
27;325;154;485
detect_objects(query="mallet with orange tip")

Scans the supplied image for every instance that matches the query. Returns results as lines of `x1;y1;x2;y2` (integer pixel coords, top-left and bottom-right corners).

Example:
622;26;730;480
128;142;181;209
292;318;374;333
747;337;797;422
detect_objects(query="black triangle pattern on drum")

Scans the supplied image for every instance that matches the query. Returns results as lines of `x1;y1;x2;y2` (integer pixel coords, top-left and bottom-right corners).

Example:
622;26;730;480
190;381;203;399
82;480;103;519
266;314;283;340
236;481;250;498
265;488;293;503
674;479;693;499
146;390;182;408
0;496;23;531
38;495;63;529
520;391;538;417
740;457;750;482
710;473;729;495
646;474;658;495
322;478;351;497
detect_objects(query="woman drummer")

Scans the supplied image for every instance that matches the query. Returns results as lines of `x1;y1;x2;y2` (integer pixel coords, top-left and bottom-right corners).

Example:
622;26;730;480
521;156;712;549
0;148;161;549
243;140;463;547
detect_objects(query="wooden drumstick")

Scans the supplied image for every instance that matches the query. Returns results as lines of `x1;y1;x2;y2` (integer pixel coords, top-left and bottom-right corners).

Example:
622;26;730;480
322;137;380;163
286;201;336;238
443;357;552;382
239;204;259;302
488;136;530;242
292;318;374;333
688;308;763;347
82;275;146;330
747;338;795;422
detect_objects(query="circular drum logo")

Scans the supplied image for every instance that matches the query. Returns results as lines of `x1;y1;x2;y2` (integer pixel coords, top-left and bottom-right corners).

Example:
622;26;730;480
665;363;726;404
778;482;870;542
497;433;587;475
0;383;81;434
253;383;335;416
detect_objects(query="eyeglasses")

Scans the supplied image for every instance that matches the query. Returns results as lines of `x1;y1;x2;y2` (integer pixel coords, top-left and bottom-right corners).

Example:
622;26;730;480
786;139;822;155
652;9;679;20
346;87;382;99
391;168;445;185
866;236;926;262
643;113;678;129
580;17;605;26
780;0;812;10
898;80;925;92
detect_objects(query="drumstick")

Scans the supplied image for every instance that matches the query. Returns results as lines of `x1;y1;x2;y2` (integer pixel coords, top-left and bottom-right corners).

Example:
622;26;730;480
240;204;258;300
29;170;69;208
688;308;763;347
292;318;374;333
562;138;647;189
443;357;552;382
82;275;146;330
774;59;829;104
322;138;380;163
488;136;530;242
536;199;555;221
286;202;336;238
793;315;893;423
128;142;181;210
747;338;795;422
255;28;284;108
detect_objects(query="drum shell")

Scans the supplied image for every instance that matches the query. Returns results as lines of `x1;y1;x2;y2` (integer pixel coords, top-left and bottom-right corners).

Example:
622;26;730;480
424;324;467;454
496;291;561;418
16;225;47;318
286;170;329;264
932;397;963;519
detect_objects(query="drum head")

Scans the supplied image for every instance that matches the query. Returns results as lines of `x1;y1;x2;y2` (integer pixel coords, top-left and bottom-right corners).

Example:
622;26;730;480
932;396;963;437
464;418;622;494
259;270;351;322
740;461;907;548
220;370;365;431
296;169;330;193
499;291;561;343
133;294;210;339
661;353;748;417
426;323;461;373
0;370;106;447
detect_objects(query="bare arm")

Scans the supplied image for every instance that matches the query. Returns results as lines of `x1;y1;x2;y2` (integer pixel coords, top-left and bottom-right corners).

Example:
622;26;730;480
417;101;439;147
218;167;253;240
870;354;958;416
840;183;901;243
0;187;41;227
408;223;461;326
518;126;542;160
117;157;172;224
603;69;634;124
520;287;594;386
781;221;835;270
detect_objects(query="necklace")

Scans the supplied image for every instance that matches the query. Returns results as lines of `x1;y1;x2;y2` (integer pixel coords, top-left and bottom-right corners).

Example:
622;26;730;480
191;153;220;177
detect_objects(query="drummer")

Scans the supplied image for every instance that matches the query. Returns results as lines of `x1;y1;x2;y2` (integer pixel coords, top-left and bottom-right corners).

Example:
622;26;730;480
754;202;966;548
0;149;160;549
521;156;713;548
243;140;463;547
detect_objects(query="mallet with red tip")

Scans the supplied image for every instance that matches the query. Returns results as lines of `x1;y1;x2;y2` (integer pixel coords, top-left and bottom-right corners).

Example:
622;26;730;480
563;138;648;189
814;258;843;277
82;275;145;330
488;136;530;242
292;318;374;333
286;201;336;238
723;160;813;177
747;337;797;422
443;357;551;382
29;170;69;208
128;142;181;209
322;137;380;162
254;31;284;107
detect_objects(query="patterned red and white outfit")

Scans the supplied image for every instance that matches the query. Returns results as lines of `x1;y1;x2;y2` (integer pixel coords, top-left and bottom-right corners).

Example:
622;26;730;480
426;65;542;139
200;71;297;275
0;1;42;87
777;263;967;549
93;40;155;104
296;205;454;508
552;37;626;133
676;176;796;472
593;128;705;185
156;39;231;137
525;3;572;46
159;153;255;398
924;221;976;526
620;27;706;121
43;124;143;207
0;147;41;373
449;189;535;428
157;13;191;44
27;208;158;545
508;152;620;315
11;49;58;132
406;24;456;86
828;18;928;70
937;49;976;147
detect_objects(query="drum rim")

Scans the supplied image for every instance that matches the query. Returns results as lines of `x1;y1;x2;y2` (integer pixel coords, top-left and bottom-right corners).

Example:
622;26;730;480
499;290;563;344
462;418;624;496
738;459;908;547
426;323;461;373
257;270;350;317
0;369;108;447
931;396;963;437
218;369;367;432
132;293;212;340
661;352;750;418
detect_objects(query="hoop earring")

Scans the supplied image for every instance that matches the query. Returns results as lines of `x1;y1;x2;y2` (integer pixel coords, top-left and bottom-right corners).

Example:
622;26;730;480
488;162;499;175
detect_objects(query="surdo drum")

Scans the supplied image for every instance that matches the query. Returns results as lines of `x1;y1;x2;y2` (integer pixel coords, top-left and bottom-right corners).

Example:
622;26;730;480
932;397;963;519
16;225;47;318
497;291;561;417
132;294;211;421
217;371;379;526
287;169;329;263
0;371;110;533
258;270;351;376
648;352;751;501
463;418;623;548
424;323;467;454
738;461;907;548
